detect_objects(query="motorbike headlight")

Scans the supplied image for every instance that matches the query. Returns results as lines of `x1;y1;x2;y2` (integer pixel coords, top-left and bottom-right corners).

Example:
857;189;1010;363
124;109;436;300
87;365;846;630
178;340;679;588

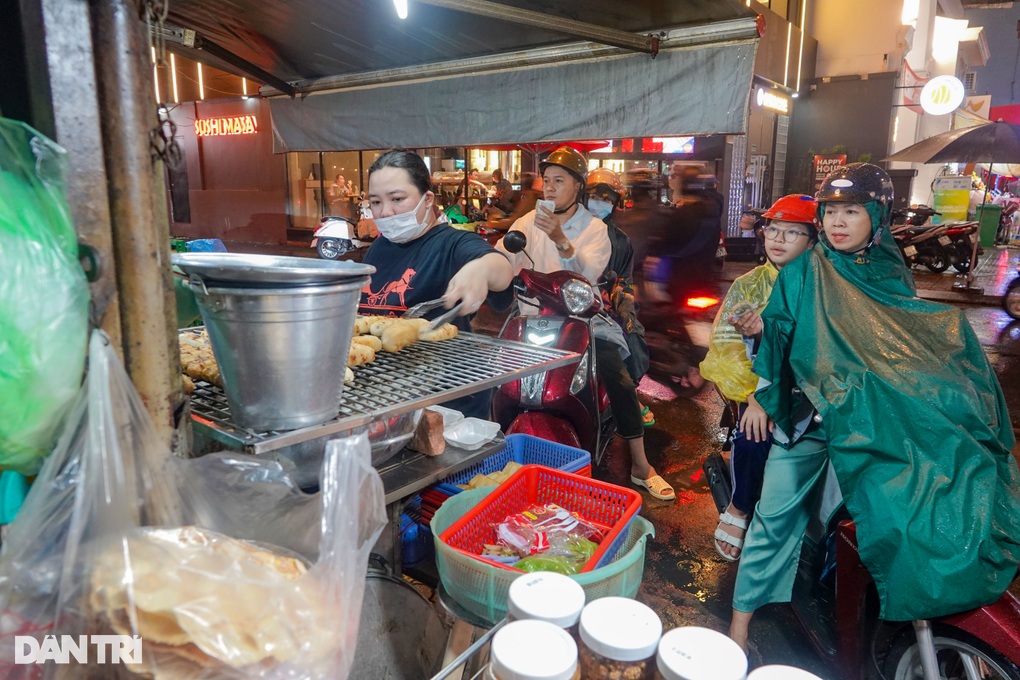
561;279;596;315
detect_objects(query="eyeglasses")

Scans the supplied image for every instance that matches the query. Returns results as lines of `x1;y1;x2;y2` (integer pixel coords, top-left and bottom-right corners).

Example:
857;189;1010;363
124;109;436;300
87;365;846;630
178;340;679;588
763;226;811;243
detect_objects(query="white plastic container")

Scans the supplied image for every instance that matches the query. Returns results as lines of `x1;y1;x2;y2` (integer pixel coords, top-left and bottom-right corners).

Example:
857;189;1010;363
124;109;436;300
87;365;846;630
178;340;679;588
485;619;578;680
508;572;586;628
656;627;747;680
578;597;662;679
445;417;501;450
746;665;824;679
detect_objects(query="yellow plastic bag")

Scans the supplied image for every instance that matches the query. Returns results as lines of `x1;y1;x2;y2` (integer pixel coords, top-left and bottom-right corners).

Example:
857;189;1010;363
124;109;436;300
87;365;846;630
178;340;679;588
699;264;777;402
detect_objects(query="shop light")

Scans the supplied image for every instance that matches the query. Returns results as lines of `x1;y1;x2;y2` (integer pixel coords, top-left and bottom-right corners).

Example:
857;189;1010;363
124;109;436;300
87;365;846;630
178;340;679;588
394;0;408;19
170;53;179;103
242;77;248;100
902;0;920;26
151;48;160;102
197;63;205;100
783;23;791;88
796;0;806;92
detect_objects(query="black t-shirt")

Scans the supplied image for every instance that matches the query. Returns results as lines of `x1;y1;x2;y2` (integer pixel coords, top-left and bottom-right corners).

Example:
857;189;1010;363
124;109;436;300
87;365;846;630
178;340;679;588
359;223;501;418
359;223;496;331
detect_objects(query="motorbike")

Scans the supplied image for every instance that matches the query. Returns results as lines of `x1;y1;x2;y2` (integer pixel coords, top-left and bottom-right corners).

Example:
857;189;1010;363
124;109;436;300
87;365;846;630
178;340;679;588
944;221;982;274
310;215;372;260
890;207;982;274
795;510;1020;679
490;231;618;465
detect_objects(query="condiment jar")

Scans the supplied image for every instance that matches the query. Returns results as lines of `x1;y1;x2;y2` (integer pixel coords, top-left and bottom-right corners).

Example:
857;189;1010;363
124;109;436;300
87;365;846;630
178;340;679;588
655;627;747;680
485;619;580;680
508;572;586;635
578;597;662;680
746;665;824;679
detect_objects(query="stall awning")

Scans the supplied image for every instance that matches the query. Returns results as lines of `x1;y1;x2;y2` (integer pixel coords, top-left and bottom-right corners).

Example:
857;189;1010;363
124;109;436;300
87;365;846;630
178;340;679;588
268;39;756;152
165;0;759;152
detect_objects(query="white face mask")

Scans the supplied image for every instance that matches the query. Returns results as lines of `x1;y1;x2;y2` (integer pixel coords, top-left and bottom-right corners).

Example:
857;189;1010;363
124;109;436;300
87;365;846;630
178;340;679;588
587;198;614;220
373;193;431;243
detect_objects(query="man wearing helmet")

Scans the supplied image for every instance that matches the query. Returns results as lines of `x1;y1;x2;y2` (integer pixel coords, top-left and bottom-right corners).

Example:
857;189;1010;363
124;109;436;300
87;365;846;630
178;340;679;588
728;163;1020;652
498;148;675;500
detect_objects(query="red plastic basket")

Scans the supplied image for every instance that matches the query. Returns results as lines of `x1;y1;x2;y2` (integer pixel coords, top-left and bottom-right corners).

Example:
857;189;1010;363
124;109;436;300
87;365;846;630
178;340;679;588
438;465;642;573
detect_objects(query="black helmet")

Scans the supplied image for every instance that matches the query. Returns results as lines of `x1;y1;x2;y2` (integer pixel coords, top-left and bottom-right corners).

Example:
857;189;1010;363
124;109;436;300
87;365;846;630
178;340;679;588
815;163;894;206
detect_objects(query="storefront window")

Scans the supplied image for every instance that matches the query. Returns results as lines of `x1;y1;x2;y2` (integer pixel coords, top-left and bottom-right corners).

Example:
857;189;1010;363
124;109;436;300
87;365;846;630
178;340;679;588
286;152;325;230
323;151;361;221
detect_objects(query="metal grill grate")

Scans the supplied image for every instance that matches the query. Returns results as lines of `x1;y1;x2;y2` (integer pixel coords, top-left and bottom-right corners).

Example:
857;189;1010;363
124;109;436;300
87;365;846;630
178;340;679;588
184;329;579;454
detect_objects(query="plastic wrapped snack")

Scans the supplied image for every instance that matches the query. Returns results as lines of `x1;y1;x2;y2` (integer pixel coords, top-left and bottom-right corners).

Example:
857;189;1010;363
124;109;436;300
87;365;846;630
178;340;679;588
495;503;602;559
0;330;386;679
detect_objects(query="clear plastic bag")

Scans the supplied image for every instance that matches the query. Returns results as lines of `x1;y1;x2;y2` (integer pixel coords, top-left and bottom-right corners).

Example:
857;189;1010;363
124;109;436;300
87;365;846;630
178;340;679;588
0;330;386;679
0;119;89;476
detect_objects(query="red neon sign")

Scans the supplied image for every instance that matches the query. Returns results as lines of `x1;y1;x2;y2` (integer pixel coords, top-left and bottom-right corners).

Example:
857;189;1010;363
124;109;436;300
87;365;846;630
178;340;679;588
195;115;258;137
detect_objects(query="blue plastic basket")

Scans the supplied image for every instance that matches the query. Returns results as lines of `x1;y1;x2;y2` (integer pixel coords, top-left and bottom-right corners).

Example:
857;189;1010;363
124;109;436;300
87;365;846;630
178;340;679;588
433;434;590;496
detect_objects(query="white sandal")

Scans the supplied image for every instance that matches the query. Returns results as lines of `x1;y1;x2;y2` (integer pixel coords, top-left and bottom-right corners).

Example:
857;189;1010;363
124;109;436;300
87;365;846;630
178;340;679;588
714;510;749;562
630;474;675;501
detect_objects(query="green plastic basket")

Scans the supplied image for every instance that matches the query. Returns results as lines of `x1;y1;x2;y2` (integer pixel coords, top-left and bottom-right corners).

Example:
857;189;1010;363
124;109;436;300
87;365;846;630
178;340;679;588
432;487;655;626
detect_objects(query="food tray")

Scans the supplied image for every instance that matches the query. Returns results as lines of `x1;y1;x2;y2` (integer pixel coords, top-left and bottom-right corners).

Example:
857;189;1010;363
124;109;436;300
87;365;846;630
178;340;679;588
438;465;641;574
431;434;591;497
184;329;580;456
433;487;654;626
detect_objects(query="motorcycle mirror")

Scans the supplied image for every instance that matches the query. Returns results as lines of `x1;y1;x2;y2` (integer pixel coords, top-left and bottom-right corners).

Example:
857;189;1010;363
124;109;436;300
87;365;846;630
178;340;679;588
502;230;527;254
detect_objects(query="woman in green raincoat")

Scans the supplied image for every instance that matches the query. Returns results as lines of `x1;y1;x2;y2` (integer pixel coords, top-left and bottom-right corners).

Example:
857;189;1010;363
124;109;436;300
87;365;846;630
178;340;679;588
729;163;1020;652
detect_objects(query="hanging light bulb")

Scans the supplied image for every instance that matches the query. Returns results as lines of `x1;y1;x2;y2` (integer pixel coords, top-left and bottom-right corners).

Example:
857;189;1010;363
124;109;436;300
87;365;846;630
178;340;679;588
394;0;408;19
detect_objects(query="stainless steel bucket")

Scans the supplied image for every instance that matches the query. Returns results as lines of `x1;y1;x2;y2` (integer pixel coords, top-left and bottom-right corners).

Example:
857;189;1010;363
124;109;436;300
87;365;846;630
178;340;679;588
191;277;368;431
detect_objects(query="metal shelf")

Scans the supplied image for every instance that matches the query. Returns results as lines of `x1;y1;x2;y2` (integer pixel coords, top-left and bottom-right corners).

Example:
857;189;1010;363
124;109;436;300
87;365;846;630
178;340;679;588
186;330;579;455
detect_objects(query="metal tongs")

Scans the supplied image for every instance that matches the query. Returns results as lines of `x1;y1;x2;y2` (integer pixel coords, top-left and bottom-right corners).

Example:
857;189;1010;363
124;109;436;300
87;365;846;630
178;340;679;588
403;297;464;332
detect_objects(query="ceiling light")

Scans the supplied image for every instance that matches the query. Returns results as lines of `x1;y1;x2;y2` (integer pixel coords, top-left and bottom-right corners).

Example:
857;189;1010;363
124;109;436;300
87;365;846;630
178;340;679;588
394;0;408;19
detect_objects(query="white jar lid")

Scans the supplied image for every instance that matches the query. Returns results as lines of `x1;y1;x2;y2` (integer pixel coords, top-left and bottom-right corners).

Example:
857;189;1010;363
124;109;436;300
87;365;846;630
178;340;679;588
490;620;578;680
656;627;748;680
578;597;662;662
508;572;586;628
747;665;824;679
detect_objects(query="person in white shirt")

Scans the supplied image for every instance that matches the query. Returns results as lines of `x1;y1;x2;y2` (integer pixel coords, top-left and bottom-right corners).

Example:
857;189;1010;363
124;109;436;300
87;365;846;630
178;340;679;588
496;147;675;501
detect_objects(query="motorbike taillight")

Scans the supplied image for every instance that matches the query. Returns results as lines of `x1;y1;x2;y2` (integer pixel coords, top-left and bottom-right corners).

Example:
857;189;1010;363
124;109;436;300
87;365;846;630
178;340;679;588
686;296;720;310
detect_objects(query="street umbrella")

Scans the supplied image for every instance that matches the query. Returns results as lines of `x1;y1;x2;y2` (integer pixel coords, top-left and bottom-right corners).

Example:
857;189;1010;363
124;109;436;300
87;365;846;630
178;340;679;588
884;120;1020;164
883;120;1020;290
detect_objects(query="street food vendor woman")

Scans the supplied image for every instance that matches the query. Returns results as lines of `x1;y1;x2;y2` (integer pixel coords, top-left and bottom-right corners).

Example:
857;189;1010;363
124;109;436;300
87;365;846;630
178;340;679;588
359;149;514;418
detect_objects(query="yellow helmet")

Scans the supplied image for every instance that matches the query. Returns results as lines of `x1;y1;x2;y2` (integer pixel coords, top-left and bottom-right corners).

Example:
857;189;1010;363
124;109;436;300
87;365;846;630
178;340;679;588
586;167;624;202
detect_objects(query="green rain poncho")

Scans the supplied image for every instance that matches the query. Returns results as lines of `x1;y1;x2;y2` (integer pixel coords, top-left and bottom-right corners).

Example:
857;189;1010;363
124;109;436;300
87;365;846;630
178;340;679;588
754;204;1020;621
700;262;778;402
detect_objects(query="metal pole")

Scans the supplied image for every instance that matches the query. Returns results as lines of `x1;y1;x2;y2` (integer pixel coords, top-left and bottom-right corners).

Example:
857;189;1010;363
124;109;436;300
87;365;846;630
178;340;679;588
90;0;183;447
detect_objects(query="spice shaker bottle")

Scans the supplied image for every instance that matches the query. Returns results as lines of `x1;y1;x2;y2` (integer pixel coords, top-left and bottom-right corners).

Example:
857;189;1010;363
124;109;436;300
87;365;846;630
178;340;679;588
508;572;586;633
655;626;747;680
578;597;662;680
485;619;579;680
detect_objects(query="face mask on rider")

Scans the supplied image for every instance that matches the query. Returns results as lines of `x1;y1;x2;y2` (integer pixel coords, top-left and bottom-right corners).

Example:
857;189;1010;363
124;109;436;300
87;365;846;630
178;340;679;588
373;193;431;244
587;198;614;220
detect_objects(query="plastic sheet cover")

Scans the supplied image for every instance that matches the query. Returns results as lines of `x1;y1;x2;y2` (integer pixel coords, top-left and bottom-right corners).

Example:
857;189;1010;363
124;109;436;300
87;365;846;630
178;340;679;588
269;40;756;152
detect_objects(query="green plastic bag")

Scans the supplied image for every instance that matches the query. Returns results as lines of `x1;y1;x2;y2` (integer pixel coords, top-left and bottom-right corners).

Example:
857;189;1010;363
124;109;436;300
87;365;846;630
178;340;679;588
0;119;89;475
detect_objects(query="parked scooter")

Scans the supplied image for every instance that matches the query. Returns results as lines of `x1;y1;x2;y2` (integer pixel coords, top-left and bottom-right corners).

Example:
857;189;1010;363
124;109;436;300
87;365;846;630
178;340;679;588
704;458;1020;679
311;215;372;260
490;232;617;465
944;221;982;274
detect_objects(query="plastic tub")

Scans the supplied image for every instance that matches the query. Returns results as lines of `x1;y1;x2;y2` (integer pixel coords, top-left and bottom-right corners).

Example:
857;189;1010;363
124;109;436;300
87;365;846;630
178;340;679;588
433;434;591;497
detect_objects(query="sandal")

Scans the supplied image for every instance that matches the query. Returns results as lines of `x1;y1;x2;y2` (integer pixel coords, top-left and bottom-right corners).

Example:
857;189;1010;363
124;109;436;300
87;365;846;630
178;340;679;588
630;474;675;501
714;510;749;562
640;405;655;427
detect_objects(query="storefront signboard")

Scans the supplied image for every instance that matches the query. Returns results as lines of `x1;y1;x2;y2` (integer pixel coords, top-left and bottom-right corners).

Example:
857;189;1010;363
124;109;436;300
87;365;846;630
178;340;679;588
932;175;970;224
920;76;965;116
755;86;790;115
195;115;259;137
813;154;846;191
